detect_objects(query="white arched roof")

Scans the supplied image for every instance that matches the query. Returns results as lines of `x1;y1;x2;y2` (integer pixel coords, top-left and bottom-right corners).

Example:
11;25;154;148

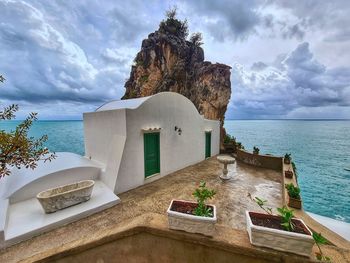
96;96;151;111
95;92;202;116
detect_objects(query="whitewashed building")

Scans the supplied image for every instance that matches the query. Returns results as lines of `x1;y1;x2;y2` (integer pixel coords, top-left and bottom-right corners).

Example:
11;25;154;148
84;92;220;193
0;92;220;248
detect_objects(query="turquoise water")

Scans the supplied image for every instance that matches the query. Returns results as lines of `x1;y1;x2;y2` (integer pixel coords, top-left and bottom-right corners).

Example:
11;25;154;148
225;120;350;223
0;120;85;156
1;120;349;222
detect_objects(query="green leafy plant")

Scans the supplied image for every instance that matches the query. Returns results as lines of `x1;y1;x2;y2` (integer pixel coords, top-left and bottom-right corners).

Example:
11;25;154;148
253;146;260;154
248;193;273;215
249;194;296;232
223;134;236;144
159;6;189;39
284;153;292;164
0;75;56;178
277;206;295;231
285;183;301;200
190;32;203;46
139;74;149;83
236;142;244;150
192;181;216;217
313;232;331;261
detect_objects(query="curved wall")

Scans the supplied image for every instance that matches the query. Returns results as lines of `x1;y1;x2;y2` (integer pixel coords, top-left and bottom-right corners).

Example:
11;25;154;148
9;166;100;203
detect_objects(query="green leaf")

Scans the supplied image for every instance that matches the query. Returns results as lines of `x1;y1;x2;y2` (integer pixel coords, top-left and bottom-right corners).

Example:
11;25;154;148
313;232;328;245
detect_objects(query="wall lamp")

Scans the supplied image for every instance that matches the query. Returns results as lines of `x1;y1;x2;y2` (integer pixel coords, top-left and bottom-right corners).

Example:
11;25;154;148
174;126;182;135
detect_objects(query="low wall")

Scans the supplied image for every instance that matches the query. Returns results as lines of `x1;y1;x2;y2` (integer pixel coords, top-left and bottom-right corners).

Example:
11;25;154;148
236;149;283;171
38;220;316;263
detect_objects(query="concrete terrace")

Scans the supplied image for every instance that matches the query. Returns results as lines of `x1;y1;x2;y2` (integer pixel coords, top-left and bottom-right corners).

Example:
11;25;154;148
1;157;349;262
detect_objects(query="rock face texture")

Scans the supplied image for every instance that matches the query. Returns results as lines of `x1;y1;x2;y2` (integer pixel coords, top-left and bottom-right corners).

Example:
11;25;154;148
122;27;231;124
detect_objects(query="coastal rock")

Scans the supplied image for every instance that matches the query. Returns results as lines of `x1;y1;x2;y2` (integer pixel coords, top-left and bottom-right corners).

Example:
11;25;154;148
122;25;231;126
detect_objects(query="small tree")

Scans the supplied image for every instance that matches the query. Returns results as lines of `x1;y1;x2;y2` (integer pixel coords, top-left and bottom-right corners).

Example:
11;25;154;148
192;181;216;217
165;6;177;20
159;6;189;39
190;32;203;47
0;75;55;178
313;232;331;261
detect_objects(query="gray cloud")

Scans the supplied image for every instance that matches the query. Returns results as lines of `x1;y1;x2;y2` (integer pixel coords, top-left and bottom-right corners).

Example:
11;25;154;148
282;24;305;40
0;0;157;108
270;0;350;42
228;42;350;119
183;0;263;41
251;62;268;71
0;0;349;119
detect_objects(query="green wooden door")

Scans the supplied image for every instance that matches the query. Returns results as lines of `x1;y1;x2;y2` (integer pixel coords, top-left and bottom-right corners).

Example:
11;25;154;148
205;132;211;158
144;133;160;177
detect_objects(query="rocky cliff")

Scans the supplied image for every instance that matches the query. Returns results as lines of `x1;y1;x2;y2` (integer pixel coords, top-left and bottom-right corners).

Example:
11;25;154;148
122;14;231;125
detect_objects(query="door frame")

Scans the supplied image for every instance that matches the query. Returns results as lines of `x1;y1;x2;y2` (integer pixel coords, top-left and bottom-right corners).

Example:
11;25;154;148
205;131;211;159
143;132;160;178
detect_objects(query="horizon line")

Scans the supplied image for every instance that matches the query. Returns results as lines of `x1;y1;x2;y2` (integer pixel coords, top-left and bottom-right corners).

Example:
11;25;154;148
3;118;350;121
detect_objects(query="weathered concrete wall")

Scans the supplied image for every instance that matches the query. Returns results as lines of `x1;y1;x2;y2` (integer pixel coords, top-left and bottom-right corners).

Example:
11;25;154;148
48;231;286;263
236;149;283;171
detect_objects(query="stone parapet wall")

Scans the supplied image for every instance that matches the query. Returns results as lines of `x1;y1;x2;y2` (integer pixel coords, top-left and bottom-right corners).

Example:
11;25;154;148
236;149;283;171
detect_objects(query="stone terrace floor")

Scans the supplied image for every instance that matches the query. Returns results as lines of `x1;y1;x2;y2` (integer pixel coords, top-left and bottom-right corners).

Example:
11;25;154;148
0;156;283;263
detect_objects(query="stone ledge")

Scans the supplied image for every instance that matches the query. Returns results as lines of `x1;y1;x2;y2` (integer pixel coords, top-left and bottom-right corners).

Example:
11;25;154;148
21;213;349;263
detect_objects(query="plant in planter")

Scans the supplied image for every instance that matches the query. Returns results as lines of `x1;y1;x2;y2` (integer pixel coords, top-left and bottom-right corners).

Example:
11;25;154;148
236;142;245;150
284;153;292;164
313;232;331;261
284;168;294;179
193;181;216;217
223;134;236;153
253;146;260;154
277;206;295;231
285;183;302;209
246;194;314;256
223;134;235;145
167;181;217;236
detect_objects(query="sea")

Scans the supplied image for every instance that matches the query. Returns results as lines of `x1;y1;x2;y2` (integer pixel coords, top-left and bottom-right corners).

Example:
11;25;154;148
1;120;349;223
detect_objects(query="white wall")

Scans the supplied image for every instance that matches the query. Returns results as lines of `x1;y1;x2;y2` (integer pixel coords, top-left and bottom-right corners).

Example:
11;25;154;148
0;152;102;203
84;110;127;191
115;92;220;193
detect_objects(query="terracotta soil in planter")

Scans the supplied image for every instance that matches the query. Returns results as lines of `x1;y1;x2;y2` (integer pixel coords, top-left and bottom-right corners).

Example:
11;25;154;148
249;212;310;235
170;200;214;218
285;171;293;178
288;197;302;209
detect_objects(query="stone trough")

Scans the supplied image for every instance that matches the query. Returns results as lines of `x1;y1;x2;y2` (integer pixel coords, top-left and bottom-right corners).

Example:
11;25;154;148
37;180;95;213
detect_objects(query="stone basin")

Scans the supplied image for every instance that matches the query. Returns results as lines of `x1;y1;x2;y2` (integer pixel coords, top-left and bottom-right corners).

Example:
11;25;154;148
37;180;95;214
217;155;236;180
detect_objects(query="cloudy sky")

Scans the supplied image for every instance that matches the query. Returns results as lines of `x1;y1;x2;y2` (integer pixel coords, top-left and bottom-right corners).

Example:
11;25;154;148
0;0;349;119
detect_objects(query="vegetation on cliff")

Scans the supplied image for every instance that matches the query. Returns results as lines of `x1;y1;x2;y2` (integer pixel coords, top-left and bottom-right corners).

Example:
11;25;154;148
123;7;231;125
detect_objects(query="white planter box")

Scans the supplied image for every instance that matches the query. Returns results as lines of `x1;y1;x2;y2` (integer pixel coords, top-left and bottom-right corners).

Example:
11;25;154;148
167;199;217;236
37;180;95;213
246;211;314;257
